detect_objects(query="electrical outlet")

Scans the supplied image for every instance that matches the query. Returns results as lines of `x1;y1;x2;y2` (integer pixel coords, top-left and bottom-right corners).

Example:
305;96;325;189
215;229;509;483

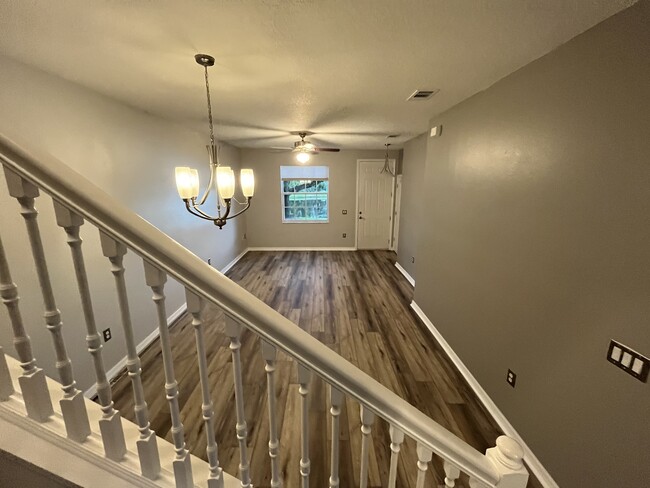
342;233;347;238
102;328;112;342
342;209;347;215
506;369;516;388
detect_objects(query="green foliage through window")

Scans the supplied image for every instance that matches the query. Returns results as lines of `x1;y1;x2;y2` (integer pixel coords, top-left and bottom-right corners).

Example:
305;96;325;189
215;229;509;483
282;179;329;222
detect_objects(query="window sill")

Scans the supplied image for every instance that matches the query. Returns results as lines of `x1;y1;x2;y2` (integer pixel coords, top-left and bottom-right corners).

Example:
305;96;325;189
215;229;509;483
282;220;330;224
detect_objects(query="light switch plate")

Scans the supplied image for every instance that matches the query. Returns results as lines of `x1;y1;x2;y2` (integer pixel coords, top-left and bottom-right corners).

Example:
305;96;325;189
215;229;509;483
607;340;649;383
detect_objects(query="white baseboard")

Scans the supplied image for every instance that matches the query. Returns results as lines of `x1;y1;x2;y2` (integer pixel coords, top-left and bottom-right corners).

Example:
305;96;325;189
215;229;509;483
394;262;415;286
220;247;250;274
410;301;559;488
84;303;187;399
248;247;357;251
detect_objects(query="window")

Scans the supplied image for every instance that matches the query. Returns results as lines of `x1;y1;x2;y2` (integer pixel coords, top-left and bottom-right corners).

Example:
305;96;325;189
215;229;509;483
280;166;329;223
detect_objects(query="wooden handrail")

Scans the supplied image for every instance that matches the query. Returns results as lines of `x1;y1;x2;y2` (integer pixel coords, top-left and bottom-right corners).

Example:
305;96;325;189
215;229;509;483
0;133;501;486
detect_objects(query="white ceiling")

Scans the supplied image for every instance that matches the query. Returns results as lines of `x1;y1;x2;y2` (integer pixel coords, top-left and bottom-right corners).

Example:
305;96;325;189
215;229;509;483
0;0;635;150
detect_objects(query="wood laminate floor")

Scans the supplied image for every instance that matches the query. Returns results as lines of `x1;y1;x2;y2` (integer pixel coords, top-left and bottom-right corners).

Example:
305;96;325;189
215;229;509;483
109;251;541;488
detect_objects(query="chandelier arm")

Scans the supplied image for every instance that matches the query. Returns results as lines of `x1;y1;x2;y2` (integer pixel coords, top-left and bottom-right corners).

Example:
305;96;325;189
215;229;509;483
189;204;215;220
219;199;232;221
198;164;215;206
213;146;222;217
229;196;247;206
190;199;227;221
224;198;251;220
184;200;217;221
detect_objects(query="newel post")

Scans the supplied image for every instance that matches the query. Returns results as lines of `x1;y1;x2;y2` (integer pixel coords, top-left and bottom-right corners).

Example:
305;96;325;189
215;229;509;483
485;436;529;488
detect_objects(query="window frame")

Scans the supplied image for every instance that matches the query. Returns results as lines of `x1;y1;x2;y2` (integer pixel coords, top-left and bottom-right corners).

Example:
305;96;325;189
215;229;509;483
280;176;330;224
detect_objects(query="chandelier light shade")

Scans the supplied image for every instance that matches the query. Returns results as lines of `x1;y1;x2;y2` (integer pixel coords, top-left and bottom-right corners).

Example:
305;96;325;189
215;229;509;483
240;169;255;198
175;167;199;199
174;54;254;229
216;166;235;200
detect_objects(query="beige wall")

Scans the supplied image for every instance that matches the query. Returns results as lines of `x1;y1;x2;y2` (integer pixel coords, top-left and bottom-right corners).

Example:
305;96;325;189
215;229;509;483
0;55;247;391
241;148;399;248
415;2;649;486
396;133;426;280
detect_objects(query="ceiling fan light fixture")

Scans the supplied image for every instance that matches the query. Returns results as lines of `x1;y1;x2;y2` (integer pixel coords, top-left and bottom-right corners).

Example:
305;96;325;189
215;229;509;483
296;151;311;164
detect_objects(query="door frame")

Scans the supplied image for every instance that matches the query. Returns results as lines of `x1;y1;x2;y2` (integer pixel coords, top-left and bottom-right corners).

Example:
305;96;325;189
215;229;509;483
355;159;396;250
391;174;402;252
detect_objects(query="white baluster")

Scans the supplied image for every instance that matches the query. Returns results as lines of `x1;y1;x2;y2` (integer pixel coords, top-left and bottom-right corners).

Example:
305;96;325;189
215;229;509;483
100;233;160;480
224;315;252;488
0;231;53;420
359;404;375;488
143;262;193;488
298;363;311;488
5;169;90;441
0;346;14;400
54;202;127;461
415;443;432;488
328;385;343;488
443;459;461;487
387;425;404;488
261;340;282;488
186;289;224;488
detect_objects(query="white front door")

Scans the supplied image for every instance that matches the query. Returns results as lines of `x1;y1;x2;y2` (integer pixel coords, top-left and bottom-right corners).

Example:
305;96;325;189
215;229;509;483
357;160;394;249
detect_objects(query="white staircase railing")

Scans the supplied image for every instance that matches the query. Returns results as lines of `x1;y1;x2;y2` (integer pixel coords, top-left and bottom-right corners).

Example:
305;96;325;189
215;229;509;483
0;133;530;488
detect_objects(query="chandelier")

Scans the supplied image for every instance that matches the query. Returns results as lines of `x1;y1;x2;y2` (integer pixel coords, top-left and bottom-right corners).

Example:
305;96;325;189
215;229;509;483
174;54;254;229
380;143;395;176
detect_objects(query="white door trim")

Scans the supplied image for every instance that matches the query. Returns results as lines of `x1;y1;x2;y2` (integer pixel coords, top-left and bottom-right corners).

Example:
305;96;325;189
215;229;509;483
355;159;396;250
391;174;402;251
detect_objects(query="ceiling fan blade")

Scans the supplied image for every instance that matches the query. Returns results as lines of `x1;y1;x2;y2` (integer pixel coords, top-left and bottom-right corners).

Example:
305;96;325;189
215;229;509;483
315;147;340;152
270;146;292;150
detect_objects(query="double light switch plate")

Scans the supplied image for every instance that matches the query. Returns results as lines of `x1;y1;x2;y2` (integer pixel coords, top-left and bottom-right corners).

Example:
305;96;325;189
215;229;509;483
607;340;649;383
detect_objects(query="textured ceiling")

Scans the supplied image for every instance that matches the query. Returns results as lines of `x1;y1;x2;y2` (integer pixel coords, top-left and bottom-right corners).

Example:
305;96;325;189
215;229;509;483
0;0;636;149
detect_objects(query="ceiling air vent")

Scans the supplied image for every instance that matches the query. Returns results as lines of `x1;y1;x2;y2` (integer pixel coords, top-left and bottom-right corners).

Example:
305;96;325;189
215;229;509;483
407;89;439;101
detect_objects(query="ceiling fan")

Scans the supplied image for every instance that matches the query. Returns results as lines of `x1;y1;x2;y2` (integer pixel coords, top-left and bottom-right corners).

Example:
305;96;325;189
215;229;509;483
272;131;340;163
